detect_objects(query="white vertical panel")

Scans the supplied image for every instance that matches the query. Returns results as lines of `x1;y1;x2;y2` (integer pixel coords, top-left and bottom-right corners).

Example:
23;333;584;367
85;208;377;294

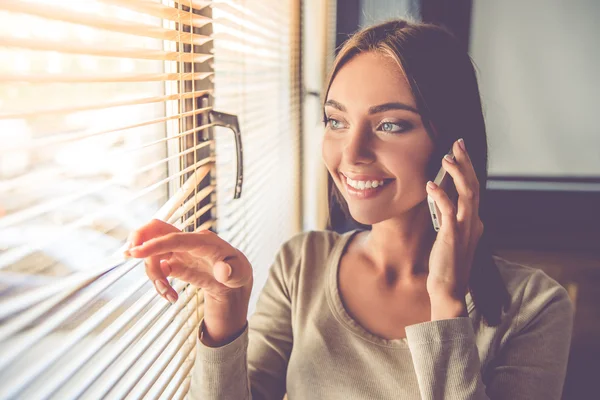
212;0;302;312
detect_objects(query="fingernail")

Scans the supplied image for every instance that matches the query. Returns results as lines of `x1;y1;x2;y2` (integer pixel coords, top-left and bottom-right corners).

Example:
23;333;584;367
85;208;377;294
444;154;455;163
458;138;466;151
155;279;169;295
166;293;177;304
225;263;232;278
123;242;133;258
427;181;436;189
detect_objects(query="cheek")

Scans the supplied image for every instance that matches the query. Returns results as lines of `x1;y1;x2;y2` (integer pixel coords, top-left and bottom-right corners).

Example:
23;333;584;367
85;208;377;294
382;146;431;182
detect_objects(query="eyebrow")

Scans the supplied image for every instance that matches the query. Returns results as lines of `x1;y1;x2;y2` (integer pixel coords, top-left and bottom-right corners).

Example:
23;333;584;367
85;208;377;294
324;99;420;115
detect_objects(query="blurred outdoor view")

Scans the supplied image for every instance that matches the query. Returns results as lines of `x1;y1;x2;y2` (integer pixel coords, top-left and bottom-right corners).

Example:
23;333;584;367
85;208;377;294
0;1;168;288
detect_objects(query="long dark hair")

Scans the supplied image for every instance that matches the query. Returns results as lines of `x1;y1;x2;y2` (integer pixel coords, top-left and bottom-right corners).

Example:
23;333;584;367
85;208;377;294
324;19;510;326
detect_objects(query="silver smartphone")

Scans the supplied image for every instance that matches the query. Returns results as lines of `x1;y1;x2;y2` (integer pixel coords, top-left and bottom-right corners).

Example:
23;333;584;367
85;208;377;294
427;149;456;232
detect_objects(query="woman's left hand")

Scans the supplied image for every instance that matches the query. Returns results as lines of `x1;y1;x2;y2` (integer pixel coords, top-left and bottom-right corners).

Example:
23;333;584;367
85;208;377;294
425;138;484;319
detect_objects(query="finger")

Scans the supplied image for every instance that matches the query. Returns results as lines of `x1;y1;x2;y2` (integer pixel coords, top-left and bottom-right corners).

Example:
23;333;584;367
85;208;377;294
145;258;178;303
124;219;180;258
126;220;180;303
452;139;478;190
159;260;179;303
426;180;457;233
442;140;479;222
129;231;235;262
455;138;473;165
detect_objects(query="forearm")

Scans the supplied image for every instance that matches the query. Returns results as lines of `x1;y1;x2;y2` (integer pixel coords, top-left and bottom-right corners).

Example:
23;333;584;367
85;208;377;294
202;284;251;347
190;287;253;399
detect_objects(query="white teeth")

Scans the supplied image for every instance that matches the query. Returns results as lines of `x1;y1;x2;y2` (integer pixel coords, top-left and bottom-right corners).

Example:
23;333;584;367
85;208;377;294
345;176;385;190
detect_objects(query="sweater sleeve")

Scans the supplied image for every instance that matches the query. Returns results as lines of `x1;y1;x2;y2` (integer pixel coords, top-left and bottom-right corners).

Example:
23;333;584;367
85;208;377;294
188;239;298;400
405;270;574;400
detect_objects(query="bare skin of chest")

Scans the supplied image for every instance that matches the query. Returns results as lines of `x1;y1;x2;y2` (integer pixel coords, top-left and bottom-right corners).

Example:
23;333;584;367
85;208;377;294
338;253;432;340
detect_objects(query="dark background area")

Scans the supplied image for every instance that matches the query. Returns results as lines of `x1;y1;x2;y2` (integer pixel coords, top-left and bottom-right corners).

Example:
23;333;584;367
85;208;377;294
334;1;599;399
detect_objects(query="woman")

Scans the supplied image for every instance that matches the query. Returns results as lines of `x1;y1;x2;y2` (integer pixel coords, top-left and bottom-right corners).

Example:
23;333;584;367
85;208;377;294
126;20;573;399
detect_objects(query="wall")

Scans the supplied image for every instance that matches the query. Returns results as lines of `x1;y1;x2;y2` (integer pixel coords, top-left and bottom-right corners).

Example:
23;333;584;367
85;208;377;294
470;0;600;178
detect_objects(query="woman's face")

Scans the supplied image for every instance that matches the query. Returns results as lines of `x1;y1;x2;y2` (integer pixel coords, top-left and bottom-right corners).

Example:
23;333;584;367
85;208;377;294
322;51;435;225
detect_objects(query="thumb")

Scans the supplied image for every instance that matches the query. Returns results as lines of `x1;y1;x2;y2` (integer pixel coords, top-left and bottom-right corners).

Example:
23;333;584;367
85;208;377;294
213;261;233;284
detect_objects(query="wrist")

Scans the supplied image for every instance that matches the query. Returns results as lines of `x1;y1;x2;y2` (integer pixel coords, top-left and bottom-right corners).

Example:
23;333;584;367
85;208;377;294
202;285;251;347
429;296;468;321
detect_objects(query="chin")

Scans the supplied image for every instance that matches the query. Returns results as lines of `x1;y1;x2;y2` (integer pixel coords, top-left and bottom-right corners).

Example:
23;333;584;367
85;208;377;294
347;206;389;226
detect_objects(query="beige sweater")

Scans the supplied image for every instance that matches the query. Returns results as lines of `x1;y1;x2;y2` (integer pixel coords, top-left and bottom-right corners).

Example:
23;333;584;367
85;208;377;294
189;230;574;400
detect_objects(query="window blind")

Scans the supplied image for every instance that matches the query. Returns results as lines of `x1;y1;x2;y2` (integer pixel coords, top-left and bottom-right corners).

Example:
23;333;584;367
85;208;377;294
0;0;302;398
211;0;302;310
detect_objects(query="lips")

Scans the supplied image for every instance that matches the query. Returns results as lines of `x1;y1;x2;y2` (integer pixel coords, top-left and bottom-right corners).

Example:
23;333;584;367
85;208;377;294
340;172;394;198
345;176;384;190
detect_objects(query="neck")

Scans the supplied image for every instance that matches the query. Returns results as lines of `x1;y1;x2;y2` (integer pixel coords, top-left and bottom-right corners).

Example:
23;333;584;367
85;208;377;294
361;201;435;282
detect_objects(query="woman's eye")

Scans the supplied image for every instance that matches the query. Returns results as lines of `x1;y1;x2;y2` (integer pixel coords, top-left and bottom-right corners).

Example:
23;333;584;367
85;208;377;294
325;118;344;130
378;121;411;134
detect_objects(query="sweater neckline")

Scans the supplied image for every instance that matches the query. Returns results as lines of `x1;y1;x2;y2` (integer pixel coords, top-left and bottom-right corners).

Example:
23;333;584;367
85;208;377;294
326;229;475;349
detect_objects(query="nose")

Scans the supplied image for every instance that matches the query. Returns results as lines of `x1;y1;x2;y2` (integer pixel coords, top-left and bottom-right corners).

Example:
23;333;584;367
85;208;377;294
343;126;375;165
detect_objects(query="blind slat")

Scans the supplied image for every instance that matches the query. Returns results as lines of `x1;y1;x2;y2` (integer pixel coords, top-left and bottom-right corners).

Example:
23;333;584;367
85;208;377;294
0;152;211;248
23;280;186;399
104;303;202;400
167;185;215;225
213;0;280;29
148;339;197;400
35;280;191;400
0;71;212;84
153;164;214;222
0;258;133;324
178;203;214;230
174;377;192;400
0;37;213;64
3;109;213;153
82;293;200;400
0;259;145;372
0;89;212;121
0;160;214;269
0;151;213;231
0;0;212;46
196;219;215;231
60;285;195;399
99;0;212;28
0;272;150;398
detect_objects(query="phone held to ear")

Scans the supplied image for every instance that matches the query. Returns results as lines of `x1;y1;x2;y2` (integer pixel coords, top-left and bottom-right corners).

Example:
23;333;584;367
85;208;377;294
427;149;455;232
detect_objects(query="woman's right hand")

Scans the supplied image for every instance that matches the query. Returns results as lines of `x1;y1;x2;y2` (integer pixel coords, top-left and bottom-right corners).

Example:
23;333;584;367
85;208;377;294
125;219;253;346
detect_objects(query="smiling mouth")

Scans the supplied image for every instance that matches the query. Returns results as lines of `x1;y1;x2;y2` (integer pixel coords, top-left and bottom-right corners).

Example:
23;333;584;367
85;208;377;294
340;173;394;191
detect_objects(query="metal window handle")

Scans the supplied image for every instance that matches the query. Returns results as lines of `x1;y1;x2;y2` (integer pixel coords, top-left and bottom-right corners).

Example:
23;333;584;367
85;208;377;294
208;110;244;199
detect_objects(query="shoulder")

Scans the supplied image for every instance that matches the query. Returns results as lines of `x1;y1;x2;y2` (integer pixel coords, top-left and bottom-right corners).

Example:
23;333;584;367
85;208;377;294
492;255;574;331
